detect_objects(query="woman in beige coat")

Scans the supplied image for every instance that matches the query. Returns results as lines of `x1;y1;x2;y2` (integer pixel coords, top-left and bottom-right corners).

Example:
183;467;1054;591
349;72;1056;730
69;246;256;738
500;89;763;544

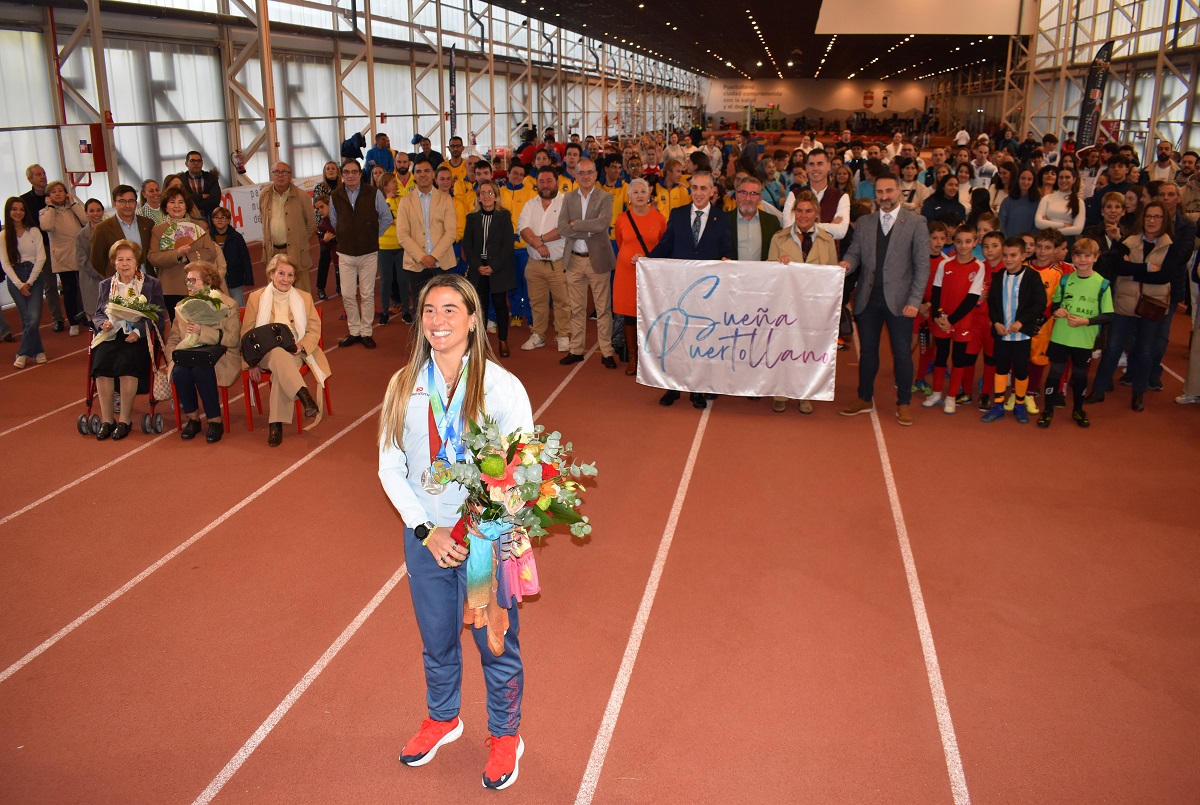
148;186;226;317
165;261;242;443
242;254;332;447
38;180;88;335
767;189;840;415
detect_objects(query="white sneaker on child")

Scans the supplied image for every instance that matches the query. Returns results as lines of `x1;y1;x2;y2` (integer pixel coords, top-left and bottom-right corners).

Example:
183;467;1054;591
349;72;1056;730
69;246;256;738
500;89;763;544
943;396;956;414
520;334;545;350
922;392;945;408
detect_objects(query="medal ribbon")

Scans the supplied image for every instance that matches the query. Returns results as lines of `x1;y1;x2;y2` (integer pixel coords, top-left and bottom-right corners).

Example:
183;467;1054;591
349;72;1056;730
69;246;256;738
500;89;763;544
427;361;469;464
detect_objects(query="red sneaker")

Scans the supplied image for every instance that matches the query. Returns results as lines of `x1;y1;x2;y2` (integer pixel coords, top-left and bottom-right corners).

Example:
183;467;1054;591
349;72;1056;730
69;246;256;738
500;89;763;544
398;716;464;766
482;734;524;790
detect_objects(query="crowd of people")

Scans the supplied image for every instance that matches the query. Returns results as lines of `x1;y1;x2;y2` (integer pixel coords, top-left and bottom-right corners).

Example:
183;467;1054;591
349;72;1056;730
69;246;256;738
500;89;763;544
4;119;1199;793
4;124;1199;435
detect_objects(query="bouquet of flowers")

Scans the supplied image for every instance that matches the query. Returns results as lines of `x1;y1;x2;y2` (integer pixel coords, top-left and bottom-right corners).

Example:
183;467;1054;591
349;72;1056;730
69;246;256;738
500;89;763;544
446;416;598;655
174;288;225;349
107;288;163;325
91;285;161;346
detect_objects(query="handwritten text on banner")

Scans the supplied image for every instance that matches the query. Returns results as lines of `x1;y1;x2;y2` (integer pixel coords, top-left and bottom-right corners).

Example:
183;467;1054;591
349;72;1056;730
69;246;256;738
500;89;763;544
636;259;844;400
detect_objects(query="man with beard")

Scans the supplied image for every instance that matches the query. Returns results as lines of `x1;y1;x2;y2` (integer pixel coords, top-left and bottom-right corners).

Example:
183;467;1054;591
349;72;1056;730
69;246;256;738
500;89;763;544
516;167;570;352
1148;140;1180;182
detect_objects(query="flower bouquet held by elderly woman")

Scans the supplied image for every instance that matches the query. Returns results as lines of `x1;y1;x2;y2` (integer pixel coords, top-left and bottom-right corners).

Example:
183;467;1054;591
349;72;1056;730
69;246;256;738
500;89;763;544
174;287;225;350
91;286;163;348
444;416;598;656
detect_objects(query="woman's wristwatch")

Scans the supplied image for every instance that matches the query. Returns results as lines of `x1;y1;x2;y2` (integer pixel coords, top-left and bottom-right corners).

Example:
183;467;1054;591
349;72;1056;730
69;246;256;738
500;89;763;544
414;522;436;544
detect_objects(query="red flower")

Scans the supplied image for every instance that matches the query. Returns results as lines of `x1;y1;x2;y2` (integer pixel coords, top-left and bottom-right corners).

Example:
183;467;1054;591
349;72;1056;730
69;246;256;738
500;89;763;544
540;463;558;480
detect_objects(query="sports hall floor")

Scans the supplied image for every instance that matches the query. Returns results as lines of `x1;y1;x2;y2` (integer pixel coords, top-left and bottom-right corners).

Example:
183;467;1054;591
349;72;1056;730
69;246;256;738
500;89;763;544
1;275;1197;804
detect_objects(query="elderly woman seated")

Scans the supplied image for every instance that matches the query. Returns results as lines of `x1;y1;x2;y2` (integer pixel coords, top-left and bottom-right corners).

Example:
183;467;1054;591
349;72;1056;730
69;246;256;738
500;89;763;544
164;260;242;443
242;254;332;447
91;239;167;441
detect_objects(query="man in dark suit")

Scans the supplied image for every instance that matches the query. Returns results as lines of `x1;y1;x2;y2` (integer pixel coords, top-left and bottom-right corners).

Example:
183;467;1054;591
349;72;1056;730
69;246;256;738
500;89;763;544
646;170;734;409
177;151;221;221
838;174;930;426
728;175;780;260
90;184;154;285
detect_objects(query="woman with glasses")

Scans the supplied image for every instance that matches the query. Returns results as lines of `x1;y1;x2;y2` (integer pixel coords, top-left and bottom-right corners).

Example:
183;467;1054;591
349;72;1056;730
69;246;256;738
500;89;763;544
165;261;241;443
1088;201;1188;411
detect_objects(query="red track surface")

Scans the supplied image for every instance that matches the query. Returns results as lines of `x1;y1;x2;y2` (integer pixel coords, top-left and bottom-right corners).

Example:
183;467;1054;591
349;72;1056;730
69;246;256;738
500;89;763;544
1;289;1198;804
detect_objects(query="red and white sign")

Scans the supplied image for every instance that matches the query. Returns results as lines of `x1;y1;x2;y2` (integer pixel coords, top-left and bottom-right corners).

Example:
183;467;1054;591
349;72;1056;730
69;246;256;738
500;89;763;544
863;91;874;109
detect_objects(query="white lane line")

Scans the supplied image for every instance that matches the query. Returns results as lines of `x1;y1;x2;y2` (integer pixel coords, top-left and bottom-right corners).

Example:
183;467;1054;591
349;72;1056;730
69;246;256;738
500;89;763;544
0;345;89;380
0;404;382;685
0;399;82;439
536;344;599;419
867;408;970;805
191;561;409;805
0;429;177;528
0;344;345;522
850;329;970;804
574;404;712;805
1161;362;1185;384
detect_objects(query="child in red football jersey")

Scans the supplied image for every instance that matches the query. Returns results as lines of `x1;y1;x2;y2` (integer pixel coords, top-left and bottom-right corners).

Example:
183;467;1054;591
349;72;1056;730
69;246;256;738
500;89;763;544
923;225;986;414
915;221;950;394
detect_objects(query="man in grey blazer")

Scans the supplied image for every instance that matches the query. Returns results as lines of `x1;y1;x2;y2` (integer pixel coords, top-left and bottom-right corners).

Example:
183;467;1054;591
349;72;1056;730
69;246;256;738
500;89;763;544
557;158;617;368
838;174;930;425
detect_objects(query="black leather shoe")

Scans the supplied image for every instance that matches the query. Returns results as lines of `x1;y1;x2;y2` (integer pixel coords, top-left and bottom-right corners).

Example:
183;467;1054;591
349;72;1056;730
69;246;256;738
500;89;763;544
402;312;413;324
559;353;584;365
600;355;617;369
96;422;114;441
361;336;377;349
498;341;510;358
206;422;224;443
378;312;389;326
112;422;131;441
1084;391;1105;404
1131;395;1145;412
690;393;707;410
659;390;680;406
268;422;283;447
318;289;328;301
52;320;64;333
180;418;202;440
338;335;361;348
296;387;319;418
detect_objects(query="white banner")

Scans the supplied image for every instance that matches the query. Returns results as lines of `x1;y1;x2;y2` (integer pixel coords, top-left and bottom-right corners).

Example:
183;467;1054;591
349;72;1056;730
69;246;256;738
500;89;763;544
218;174;321;244
636;259;844;400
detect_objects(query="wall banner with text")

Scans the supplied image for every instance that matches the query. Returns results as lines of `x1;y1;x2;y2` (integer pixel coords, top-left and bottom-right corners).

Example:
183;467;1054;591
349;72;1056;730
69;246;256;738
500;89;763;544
636;259;843;400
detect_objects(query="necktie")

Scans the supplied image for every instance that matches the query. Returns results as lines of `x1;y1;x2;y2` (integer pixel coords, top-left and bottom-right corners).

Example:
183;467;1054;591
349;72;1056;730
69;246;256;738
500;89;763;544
881;212;893;235
692;209;703;246
801;231;812;258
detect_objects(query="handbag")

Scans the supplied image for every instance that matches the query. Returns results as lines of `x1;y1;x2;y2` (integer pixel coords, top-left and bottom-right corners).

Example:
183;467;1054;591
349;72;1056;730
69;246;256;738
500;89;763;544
241;323;297;366
172;344;226;367
1134;283;1168;322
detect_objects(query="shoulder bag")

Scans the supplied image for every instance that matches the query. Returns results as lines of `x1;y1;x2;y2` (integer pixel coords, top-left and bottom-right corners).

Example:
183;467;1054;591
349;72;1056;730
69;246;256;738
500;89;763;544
241;323;297;367
1134;282;1169;322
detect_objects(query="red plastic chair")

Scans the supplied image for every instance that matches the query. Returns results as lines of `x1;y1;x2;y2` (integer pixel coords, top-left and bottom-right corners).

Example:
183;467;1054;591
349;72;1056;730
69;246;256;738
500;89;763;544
242;307;333;434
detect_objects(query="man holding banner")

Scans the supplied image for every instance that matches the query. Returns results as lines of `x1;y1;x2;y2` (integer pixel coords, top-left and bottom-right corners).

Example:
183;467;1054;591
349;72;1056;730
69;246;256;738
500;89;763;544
644;170;733;409
838;174;930;426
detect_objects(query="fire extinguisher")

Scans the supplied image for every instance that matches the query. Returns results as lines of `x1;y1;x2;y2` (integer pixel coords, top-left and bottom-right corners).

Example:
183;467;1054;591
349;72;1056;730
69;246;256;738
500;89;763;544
231;149;247;175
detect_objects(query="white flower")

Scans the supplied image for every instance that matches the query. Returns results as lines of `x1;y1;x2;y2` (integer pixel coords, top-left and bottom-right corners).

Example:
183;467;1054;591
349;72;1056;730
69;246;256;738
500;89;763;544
136;294;147;303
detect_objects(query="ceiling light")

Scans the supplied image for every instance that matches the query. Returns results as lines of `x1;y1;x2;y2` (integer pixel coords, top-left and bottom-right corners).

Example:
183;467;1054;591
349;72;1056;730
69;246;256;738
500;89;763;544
787;61;793;67
756;61;762;66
